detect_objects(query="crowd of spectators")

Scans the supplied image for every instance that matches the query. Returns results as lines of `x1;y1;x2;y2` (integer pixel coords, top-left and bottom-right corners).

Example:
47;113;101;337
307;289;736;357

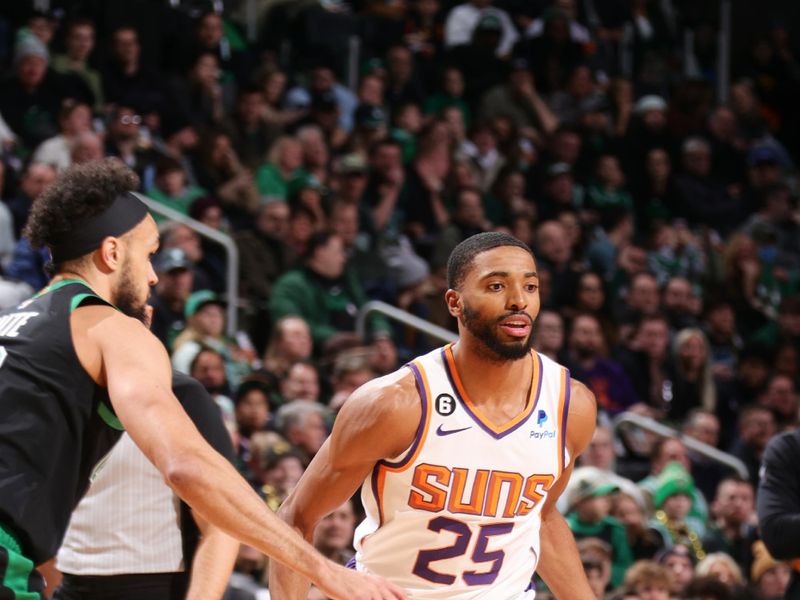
0;0;799;598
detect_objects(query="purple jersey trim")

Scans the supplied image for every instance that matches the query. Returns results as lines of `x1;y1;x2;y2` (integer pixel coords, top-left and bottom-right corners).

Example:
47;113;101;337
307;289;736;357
441;349;543;440
561;369;571;473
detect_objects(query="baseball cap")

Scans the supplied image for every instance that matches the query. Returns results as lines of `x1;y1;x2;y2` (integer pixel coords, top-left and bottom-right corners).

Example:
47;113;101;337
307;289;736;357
569;477;618;510
184;289;225;318
476;12;502;31
336;153;367;175
155;248;191;273
311;90;338;112
634;95;668;115
747;145;780;167
354;103;388;129
14;30;49;65
288;172;324;199
653;462;696;508
546;162;572;179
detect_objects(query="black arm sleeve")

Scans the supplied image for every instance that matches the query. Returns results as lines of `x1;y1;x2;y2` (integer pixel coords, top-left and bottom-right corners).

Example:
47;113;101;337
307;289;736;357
171;372;236;567
171;372;235;461
757;430;800;559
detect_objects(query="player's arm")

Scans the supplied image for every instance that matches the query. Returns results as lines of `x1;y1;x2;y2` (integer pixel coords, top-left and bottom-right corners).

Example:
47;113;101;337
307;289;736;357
269;369;421;599
88;309;404;600
185;512;239;600
536;379;597;600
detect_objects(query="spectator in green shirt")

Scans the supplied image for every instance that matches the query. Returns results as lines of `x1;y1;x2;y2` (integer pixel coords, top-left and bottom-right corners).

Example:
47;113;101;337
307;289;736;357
255;135;303;201
148;157;207;222
269;231;392;352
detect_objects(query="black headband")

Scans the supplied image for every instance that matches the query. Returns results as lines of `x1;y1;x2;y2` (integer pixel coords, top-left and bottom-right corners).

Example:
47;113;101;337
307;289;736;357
49;192;149;264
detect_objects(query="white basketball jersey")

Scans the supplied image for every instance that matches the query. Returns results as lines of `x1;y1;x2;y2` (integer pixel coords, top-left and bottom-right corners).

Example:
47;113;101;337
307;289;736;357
354;344;572;600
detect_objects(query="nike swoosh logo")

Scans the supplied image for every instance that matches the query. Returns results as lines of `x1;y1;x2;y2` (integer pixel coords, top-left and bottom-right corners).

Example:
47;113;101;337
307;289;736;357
436;425;472;436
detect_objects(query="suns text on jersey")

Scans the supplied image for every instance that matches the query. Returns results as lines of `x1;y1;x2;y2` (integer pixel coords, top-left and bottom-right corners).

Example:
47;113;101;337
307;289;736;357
407;463;555;517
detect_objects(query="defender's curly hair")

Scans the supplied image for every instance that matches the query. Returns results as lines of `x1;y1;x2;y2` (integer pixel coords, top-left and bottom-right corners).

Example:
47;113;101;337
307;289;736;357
23;159;139;250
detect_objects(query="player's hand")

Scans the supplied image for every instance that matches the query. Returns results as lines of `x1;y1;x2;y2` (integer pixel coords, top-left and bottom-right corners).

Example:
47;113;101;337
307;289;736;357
318;565;406;600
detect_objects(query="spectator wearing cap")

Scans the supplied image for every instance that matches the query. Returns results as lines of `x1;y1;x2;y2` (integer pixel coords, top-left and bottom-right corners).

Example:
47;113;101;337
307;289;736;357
639;437;710;525
565;476;633;588
0;29;88;152
745;144;785;196
172;290;257;388
649;462;708;558
444;0;519;57
254;136;303;202
330;154;368;204
51;18;104;110
621;95;671;188
268;231;392;351
479;57;559;136
285;63;358;133
101;26;165;117
287;171;326;226
348;103;389;157
150;248;194;348
445;11;511;105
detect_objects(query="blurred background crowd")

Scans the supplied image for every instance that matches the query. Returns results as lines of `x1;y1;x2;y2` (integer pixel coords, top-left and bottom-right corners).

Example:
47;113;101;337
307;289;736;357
0;0;799;598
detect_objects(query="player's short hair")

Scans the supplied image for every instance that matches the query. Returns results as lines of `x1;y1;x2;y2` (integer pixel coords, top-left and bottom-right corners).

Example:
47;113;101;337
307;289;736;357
24;159;139;266
447;232;534;290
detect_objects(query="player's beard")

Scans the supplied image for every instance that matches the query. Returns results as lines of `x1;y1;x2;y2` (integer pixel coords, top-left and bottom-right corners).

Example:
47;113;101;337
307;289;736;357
462;303;534;361
114;262;149;325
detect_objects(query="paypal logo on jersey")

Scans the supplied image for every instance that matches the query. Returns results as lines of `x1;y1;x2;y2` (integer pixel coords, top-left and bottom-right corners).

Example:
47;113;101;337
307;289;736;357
537;410;548;427
531;410;555;439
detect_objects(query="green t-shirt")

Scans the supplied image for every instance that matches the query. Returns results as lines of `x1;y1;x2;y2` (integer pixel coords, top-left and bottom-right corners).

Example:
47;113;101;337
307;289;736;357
148;185;207;223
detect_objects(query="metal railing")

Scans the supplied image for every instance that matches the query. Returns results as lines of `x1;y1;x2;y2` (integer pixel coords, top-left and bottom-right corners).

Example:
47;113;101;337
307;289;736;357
356;300;458;345
135;193;240;338
612;411;749;479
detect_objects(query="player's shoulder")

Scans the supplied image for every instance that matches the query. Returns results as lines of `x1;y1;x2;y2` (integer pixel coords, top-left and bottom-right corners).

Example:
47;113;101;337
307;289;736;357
339;364;420;422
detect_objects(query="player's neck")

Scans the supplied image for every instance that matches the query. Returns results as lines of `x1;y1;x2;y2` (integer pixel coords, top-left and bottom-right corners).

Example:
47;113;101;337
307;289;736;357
52;269;114;304
451;339;532;399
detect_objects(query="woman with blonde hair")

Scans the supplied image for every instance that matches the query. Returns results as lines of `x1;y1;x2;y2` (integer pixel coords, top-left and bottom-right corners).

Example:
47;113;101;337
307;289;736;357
695;552;744;587
255;135;303;201
668;328;717;423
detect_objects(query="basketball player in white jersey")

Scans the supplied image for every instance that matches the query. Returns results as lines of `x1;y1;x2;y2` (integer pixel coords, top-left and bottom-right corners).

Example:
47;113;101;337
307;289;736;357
271;232;597;599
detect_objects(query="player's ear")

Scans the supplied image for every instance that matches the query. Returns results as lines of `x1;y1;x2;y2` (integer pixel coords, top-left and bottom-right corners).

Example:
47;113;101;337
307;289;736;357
445;289;461;318
95;236;122;273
